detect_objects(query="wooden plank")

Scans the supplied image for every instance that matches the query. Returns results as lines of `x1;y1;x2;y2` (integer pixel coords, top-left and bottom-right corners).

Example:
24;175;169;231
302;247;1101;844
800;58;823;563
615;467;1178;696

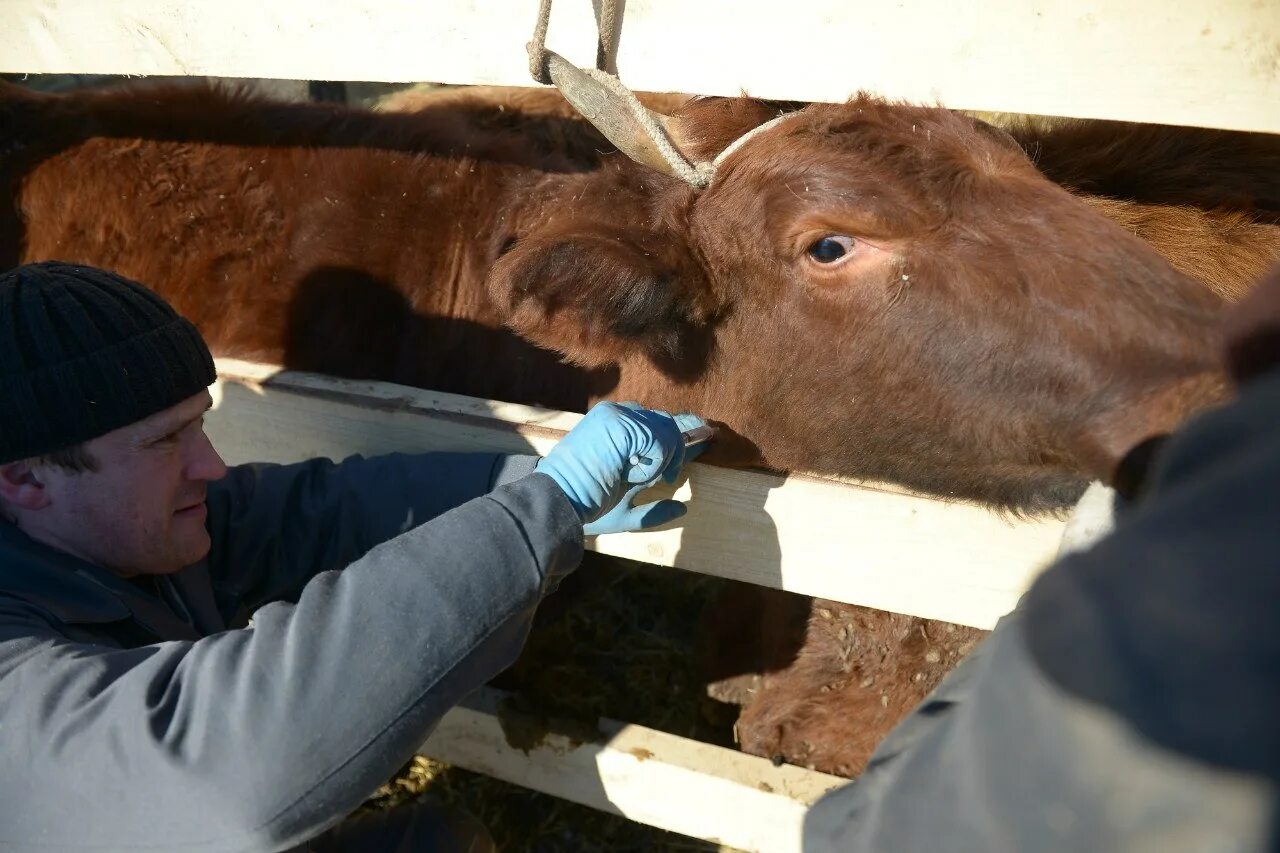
208;360;1066;629
1;0;1276;133
422;687;845;853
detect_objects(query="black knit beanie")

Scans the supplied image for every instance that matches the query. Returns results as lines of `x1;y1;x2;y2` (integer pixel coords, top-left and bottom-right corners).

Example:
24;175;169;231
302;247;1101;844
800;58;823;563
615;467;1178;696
0;262;216;464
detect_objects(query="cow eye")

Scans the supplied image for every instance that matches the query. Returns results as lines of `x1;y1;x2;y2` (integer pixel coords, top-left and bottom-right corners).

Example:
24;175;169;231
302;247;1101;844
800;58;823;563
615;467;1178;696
807;236;855;264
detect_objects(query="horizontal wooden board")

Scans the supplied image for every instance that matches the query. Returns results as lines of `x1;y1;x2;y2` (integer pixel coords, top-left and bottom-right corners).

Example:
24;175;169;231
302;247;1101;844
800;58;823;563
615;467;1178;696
207;360;1067;629
422;687;845;853
1;0;1276;132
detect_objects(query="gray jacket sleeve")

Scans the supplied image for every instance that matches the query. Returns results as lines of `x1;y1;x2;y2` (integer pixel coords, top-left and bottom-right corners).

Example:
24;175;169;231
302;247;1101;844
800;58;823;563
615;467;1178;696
804;371;1280;853
204;452;541;616
0;469;582;852
803;612;1276;853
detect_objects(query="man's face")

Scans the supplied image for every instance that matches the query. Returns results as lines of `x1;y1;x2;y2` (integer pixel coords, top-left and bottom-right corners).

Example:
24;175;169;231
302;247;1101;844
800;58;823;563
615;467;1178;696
30;391;228;576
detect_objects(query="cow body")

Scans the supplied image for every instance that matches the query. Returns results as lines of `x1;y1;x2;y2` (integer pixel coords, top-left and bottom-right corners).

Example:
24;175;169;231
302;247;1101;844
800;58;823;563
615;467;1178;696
3;81;1276;777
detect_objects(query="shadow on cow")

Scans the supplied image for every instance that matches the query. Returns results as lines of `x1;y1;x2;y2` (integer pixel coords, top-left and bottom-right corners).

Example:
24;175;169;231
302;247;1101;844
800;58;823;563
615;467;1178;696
282;265;618;411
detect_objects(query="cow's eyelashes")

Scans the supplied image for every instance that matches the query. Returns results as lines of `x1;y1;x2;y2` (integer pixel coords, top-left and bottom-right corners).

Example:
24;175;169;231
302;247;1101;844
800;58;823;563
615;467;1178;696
806;235;856;265
496;235;518;257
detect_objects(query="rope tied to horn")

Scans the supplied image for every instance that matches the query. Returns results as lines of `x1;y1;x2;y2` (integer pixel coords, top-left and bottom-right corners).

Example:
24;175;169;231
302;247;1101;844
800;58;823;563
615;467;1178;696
527;0;715;187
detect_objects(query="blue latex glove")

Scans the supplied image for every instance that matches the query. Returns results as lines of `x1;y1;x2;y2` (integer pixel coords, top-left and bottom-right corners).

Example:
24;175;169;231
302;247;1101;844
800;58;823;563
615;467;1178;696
536;401;708;535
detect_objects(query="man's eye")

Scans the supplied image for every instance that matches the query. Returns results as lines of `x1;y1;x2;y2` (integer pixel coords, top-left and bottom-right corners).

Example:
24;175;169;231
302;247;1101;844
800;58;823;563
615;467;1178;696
149;415;205;447
151;428;184;446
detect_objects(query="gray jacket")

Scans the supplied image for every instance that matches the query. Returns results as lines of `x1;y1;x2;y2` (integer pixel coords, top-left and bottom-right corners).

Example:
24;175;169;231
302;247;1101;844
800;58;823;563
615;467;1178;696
805;370;1280;851
0;452;583;852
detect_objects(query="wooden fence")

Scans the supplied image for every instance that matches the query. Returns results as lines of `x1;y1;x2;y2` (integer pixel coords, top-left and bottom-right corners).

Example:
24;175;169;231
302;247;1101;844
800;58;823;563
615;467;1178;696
5;2;1276;848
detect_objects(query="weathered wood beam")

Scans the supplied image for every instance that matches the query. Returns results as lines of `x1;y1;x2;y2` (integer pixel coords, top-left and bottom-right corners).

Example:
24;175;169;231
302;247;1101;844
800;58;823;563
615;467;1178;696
2;0;1276;132
208;359;1066;629
422;686;845;853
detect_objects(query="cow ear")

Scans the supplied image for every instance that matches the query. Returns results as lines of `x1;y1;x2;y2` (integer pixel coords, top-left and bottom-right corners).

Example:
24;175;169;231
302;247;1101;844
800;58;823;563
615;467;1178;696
485;225;718;371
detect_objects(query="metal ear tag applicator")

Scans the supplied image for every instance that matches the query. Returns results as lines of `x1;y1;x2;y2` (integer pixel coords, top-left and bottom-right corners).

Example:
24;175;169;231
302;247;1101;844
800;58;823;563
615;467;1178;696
627;423;716;468
680;423;716;449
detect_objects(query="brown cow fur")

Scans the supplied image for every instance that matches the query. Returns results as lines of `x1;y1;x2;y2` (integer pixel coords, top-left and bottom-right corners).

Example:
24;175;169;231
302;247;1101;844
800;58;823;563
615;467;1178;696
2;81;1273;780
1002;114;1280;220
700;588;985;777
1075;197;1279;303
699;589;985;775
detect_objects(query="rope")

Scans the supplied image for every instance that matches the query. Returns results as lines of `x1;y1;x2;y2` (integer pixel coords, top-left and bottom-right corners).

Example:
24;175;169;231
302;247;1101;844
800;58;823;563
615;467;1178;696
711;112;799;169
530;0;616;80
529;0;554;83
580;65;713;187
527;0;797;189
595;0;619;75
527;0;711;186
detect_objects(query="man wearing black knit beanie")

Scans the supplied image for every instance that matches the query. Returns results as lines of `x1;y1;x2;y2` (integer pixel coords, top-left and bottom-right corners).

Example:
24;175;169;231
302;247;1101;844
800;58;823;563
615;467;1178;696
0;261;708;852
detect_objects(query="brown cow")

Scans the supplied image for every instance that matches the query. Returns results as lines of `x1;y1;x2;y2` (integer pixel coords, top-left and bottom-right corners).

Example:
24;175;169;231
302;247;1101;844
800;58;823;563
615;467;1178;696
689;109;1280;775
2;81;1275;778
364;85;1280;775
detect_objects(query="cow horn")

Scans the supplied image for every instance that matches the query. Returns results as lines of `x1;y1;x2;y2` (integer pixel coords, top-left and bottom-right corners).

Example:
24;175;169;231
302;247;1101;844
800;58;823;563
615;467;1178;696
542;50;713;188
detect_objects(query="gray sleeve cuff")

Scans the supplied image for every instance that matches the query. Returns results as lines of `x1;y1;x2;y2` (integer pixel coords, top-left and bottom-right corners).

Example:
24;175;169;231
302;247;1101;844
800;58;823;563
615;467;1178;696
488;454;541;490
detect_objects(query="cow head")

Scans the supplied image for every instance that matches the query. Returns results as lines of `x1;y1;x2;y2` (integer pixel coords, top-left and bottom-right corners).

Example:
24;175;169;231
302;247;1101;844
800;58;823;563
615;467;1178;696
487;96;1226;513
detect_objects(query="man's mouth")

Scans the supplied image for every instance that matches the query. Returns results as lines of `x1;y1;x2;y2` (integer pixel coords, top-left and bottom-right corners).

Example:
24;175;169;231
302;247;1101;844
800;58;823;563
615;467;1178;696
174;498;207;517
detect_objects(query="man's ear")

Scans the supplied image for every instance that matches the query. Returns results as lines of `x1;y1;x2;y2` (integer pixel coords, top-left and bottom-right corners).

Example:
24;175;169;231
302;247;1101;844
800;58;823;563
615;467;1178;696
485;224;721;372
0;461;50;512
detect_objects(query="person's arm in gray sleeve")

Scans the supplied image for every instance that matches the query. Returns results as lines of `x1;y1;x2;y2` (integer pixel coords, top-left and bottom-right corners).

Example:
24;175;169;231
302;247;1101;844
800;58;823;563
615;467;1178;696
0;402;707;852
205;451;540;612
804;370;1280;853
0;473;580;852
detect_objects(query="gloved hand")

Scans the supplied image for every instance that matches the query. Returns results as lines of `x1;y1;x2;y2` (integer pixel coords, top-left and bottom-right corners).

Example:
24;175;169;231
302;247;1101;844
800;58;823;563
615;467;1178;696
535;401;708;535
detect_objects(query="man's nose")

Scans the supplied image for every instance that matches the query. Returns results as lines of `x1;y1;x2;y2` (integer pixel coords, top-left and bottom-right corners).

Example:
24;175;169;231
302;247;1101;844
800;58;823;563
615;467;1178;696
188;427;229;482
